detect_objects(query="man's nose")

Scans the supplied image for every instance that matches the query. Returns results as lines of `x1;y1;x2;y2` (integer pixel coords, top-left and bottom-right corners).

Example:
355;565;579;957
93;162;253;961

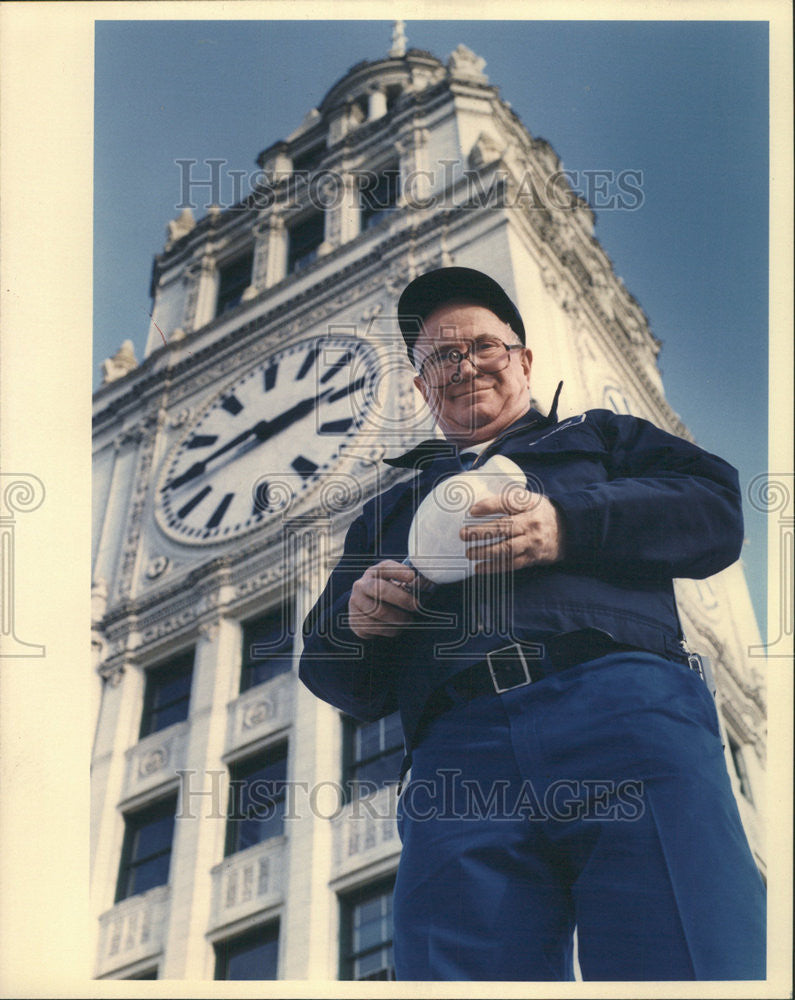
456;353;479;378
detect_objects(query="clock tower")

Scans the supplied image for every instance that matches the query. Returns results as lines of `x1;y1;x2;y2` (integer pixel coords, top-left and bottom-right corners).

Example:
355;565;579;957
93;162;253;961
91;27;766;981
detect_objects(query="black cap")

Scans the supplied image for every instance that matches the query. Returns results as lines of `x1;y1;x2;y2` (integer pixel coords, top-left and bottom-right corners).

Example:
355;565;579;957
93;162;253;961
397;267;526;365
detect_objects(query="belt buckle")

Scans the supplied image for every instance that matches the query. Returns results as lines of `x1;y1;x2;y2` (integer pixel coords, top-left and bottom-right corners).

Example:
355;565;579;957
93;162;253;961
486;643;535;693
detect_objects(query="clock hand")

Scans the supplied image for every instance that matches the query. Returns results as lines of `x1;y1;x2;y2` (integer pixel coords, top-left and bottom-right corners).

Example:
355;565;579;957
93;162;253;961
165;426;259;491
164;387;335;491
253;386;334;443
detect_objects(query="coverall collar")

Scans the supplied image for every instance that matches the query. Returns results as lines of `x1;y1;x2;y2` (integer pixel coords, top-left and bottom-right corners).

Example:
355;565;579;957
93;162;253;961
384;381;563;470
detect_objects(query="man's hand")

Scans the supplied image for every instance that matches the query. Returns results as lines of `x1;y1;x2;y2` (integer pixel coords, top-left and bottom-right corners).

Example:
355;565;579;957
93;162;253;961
460;490;565;572
348;560;421;638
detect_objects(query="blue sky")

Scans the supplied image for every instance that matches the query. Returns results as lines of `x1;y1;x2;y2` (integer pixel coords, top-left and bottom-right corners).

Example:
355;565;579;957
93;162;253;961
94;19;770;629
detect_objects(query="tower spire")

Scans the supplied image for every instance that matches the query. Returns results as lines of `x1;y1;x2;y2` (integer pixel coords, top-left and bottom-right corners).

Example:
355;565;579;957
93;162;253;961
389;20;407;58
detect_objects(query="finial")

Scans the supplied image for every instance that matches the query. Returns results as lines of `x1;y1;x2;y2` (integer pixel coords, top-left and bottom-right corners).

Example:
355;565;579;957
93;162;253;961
390;20;407;58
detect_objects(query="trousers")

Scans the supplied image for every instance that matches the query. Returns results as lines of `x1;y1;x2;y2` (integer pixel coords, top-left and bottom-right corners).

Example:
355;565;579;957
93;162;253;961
393;652;766;981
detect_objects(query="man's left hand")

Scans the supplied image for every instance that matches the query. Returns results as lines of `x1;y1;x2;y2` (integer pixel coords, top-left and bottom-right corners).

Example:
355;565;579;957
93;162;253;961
461;490;565;571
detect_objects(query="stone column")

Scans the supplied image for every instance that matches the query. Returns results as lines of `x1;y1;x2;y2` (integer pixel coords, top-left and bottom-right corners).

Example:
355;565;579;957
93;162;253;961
163;616;239;978
183;254;216;334
397;128;431;210
368;87;387;121
90;656;145;926
244;212;274;298
278;514;339;979
326;171;360;250
263;213;288;288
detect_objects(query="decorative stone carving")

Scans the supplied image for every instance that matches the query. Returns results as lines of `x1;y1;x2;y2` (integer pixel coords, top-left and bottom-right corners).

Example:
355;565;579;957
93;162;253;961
101;341;138;384
115;412;160;602
330;784;400;879
145;556;169;580
100;662;125;687
139;746;168;777
209;839;284;933
198;618;220;643
447;44;488;84
241;694;277;730
96;886;170;978
389;20;407;58
286;108;321;143
168;407;192;429
468;132;502;171
165;207;195;250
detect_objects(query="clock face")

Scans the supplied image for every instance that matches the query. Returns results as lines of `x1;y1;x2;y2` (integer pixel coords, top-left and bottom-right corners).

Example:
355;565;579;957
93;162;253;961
156;335;379;544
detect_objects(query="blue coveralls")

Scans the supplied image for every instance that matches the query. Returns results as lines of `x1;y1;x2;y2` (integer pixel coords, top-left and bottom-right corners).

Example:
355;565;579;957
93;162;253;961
300;404;766;981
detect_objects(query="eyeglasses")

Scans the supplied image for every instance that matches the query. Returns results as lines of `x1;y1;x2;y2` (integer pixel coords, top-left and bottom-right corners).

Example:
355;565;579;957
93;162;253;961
417;337;525;387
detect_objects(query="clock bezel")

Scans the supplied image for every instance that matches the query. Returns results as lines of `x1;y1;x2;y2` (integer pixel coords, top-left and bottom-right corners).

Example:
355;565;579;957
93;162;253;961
154;334;381;546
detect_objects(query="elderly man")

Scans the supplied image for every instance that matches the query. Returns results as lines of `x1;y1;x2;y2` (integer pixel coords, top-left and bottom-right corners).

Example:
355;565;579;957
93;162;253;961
299;267;765;982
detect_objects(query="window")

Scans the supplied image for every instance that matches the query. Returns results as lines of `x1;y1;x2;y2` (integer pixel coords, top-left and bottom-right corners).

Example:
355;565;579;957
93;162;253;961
115;796;176;903
292;143;324;175
225;743;288;856
287;213;324;273
385;85;402;113
728;734;754;803
125;968;158;980
215;252;253;316
340;878;396;981
139;651;193;739
342;712;403;801
240;605;294;693
360;167;400;230
215;921;279;980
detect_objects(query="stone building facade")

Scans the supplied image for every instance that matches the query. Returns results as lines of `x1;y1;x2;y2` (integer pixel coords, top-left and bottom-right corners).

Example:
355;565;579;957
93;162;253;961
91;30;766;980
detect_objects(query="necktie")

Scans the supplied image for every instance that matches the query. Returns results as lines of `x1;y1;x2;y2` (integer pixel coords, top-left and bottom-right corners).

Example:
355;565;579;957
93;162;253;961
459;452;477;470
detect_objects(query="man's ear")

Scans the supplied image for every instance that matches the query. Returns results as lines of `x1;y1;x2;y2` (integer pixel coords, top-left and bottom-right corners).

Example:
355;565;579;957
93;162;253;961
521;348;533;387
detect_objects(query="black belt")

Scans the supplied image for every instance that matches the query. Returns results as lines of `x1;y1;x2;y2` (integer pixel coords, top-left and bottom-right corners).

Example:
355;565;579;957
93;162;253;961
398;630;704;793
420;629;650;729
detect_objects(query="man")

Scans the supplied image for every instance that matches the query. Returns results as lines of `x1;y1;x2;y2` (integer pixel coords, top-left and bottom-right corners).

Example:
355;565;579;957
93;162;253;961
299;267;765;981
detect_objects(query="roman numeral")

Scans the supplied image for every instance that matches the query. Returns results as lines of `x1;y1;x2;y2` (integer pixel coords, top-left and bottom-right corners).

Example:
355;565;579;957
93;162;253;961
178;485;211;519
221;394;243;415
264;363;278;391
295;345;320;381
327;376;366;404
319;418;354;433
253;481;270;513
320;351;352;384
206;492;234;529
291;455;319;479
186;434;219;449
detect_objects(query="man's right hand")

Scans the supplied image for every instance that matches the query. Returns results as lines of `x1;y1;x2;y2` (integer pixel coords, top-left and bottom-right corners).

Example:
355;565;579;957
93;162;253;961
348;560;421;638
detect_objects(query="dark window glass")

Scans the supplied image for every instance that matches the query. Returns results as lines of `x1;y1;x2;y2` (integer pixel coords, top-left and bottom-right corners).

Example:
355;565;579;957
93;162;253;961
240;605;294;693
292;144;324;175
139;652;193;739
126;968;158;979
287;213;324;273
340;879;396;981
360;168;400;230
225;744;288;856
115;796;176;903
385;85;402;113
216;253;253;316
215;921;279;980
343;712;403;801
